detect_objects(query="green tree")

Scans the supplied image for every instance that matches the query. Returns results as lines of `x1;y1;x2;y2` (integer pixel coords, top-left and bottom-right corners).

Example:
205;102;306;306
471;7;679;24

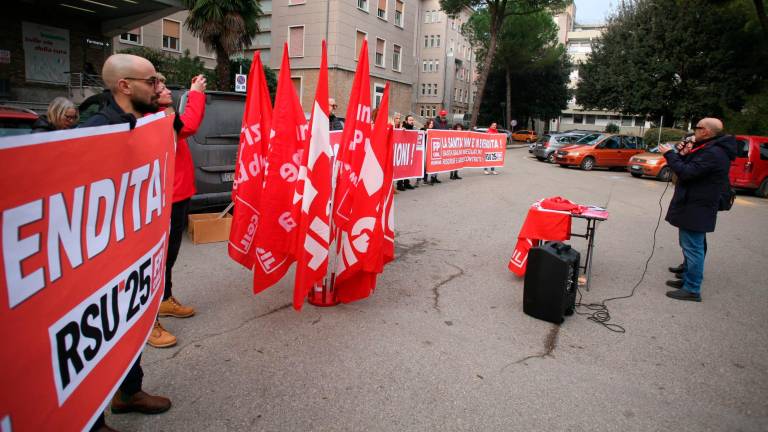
440;0;569;127
165;50;209;87
576;0;768;124
182;0;262;91
463;9;570;127
118;46;172;73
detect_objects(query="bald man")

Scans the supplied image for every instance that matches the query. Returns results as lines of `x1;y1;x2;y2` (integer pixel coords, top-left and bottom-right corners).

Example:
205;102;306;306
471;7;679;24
81;54;160;128
658;118;737;302
81;54;170;432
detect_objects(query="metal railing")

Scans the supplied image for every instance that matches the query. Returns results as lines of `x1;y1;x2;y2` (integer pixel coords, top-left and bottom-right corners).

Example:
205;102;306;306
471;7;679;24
65;72;104;97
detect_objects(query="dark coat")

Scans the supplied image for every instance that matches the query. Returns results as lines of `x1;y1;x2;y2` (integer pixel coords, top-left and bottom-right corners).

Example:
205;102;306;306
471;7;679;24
664;134;737;232
79;92;137;129
329;113;344;131
434;116;450;130
31;115;56;133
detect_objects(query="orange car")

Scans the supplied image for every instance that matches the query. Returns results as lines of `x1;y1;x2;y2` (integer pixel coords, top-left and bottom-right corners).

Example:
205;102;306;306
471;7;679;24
511;129;538;143
628;146;673;181
555;133;645;170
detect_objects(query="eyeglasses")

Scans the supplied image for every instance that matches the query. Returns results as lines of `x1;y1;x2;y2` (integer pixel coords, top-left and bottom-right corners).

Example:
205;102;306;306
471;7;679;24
123;76;160;88
693;126;705;130
331;104;338;108
64;114;79;121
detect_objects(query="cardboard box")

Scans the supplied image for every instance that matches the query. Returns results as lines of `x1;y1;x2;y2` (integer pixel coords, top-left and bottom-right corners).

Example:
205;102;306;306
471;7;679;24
187;213;233;244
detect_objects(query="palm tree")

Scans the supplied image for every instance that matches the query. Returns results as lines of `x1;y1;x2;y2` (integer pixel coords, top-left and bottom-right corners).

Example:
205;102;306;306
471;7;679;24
182;0;262;90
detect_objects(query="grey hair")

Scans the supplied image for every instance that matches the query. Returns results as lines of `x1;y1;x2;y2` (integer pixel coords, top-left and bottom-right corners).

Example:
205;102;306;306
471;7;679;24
47;97;77;127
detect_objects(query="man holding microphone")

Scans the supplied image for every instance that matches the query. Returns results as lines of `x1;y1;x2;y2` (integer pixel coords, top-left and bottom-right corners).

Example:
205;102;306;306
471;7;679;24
658;118;737;302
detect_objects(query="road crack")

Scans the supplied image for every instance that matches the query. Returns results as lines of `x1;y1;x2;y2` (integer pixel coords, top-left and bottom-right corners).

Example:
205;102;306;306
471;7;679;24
147;303;292;365
431;262;465;312
502;325;560;370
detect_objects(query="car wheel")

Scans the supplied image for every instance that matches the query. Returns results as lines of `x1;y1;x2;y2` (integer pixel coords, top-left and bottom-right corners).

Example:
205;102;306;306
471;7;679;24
547;153;556;164
631;172;642;178
580;157;595;171
756;178;768;198
656;166;672;182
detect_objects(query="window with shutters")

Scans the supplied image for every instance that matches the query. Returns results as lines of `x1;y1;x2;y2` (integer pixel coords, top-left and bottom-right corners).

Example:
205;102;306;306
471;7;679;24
291;76;302;101
375;38;385;67
377;0;387;19
355;30;367;60
288;26;305;57
430;35;435;47
424;11;431;23
392;44;401;71
394;1;404;27
162;19;180;51
358;0;369;11
422;60;427;72
119;28;142;45
421;84;426;95
373;83;385;108
435;61;439;73
432;11;438;22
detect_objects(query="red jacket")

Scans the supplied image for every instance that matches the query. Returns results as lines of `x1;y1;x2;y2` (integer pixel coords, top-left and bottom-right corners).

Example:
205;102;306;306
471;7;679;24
173;90;205;203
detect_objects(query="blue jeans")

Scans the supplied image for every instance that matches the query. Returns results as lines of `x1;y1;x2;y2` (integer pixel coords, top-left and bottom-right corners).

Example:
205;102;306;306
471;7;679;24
679;229;706;295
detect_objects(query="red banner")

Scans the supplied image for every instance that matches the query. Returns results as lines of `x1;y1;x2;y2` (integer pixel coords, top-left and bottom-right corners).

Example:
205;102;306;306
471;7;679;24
392;129;424;181
0;114;175;431
425;130;506;173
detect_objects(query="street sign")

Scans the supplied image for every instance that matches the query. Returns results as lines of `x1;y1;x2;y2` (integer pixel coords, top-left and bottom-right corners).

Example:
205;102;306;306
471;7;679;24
511;120;518;127
235;74;247;92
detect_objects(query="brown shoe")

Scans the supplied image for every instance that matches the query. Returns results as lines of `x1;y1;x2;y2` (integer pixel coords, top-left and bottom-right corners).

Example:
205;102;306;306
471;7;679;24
147;320;177;348
159;296;195;318
111;390;171;414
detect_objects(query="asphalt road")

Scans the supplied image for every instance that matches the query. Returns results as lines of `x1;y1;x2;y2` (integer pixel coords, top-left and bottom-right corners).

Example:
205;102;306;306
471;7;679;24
109;148;768;432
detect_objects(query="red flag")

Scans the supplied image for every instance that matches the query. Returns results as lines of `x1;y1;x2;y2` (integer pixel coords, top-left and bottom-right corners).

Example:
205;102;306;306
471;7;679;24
252;45;309;293
333;55;395;303
228;52;272;269
292;40;333;310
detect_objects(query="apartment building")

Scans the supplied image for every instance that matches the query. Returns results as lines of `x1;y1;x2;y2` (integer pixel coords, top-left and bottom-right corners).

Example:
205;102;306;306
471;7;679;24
113;11;217;70
415;0;475;122
551;5;649;135
259;0;416;118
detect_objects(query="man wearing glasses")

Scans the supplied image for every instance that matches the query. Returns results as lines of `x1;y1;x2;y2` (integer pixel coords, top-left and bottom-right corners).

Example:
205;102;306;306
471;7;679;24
328;97;344;131
81;54;170;432
658;118;737;302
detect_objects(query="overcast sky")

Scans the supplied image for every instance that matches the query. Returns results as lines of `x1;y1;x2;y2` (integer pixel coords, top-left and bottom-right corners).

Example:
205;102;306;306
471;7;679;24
574;0;615;24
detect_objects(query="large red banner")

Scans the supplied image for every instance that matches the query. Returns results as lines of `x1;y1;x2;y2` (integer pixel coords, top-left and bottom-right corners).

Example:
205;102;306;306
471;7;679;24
425;130;506;173
331;130;422;181
0;114;175;431
392;129;424;181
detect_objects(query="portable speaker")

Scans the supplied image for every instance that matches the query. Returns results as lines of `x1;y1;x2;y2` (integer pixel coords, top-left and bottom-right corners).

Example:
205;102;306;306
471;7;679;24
523;242;580;324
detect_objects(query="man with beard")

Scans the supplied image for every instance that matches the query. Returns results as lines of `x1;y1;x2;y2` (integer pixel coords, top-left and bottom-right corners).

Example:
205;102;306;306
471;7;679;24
80;54;171;432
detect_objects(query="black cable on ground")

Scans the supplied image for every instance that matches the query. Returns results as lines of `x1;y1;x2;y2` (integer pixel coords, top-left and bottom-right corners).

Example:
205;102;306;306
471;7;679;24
575;179;672;333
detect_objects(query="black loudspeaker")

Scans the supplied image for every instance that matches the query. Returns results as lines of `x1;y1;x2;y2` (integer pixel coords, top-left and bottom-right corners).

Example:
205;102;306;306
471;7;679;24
523;242;580;324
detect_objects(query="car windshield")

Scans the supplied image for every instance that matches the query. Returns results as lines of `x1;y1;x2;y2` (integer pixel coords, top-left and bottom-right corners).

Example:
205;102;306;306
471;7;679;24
536;135;550;143
0;120;35;137
573;133;605;145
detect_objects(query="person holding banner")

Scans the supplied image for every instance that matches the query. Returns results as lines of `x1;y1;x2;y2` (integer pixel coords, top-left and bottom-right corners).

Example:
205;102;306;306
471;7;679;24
81;53;172;430
421;119;441;185
449;123;464;180
396;115;417;191
484;122;500;175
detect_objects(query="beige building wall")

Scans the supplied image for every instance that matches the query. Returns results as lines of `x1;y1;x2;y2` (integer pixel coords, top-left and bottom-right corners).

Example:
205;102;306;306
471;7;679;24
112;11;217;71
268;0;417;118
415;0;475;123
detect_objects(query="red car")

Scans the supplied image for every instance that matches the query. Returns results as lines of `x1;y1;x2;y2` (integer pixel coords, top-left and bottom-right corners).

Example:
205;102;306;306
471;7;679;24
731;135;768;197
0;105;38;137
555;133;645;170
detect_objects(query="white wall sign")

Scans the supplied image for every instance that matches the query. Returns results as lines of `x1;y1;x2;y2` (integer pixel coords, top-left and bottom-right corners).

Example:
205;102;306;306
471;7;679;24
22;22;70;84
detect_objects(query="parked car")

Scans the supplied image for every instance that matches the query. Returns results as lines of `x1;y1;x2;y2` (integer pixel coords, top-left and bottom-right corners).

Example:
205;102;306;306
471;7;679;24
555;133;645;170
511;129;537;143
177;90;245;211
0;105;39;137
532;132;587;163
730;135;768;197
628;146;674;181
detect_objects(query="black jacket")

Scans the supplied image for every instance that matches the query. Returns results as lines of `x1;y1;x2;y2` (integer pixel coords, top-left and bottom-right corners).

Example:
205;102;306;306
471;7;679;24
31;115;56;133
434;117;450;130
664;134;737;232
79;92;137;129
329;113;344;131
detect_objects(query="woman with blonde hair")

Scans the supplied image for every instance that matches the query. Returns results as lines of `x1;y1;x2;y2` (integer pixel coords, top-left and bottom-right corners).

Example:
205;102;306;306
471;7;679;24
32;97;79;132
